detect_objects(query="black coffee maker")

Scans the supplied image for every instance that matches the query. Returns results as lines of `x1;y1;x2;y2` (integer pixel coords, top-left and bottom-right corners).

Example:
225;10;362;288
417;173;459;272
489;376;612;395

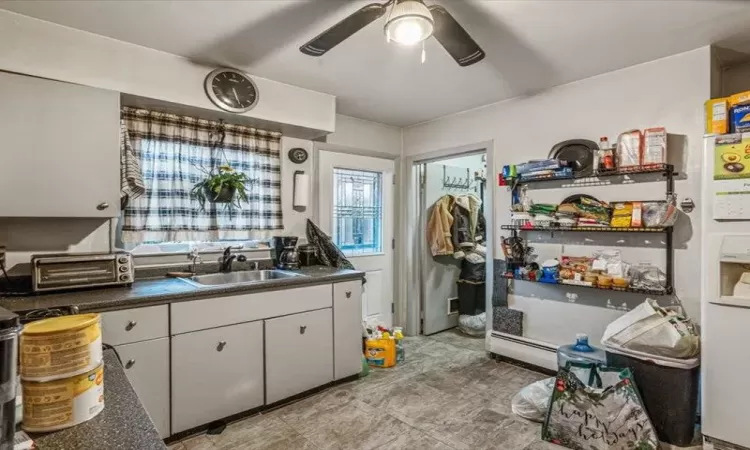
272;236;300;270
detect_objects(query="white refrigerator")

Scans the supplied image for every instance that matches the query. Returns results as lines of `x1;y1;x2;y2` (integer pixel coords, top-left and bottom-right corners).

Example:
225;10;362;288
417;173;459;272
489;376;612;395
701;132;750;448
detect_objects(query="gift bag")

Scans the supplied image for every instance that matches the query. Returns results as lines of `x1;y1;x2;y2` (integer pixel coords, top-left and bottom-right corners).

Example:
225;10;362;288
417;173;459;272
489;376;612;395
542;362;659;450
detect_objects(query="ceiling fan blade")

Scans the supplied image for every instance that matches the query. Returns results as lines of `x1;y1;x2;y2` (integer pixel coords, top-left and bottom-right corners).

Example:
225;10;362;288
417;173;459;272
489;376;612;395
300;3;387;57
429;5;485;67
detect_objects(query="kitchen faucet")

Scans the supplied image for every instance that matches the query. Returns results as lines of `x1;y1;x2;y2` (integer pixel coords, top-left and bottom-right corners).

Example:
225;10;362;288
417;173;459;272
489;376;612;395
219;247;246;273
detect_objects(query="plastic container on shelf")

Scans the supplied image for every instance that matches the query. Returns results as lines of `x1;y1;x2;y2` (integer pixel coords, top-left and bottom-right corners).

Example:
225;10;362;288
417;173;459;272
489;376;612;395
557;333;606;369
605;344;699;447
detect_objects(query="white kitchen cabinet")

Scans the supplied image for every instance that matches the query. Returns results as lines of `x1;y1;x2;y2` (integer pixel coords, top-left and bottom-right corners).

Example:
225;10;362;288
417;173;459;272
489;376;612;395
171;320;264;433
333;280;363;380
265;308;333;404
0;71;120;218
115;338;170;438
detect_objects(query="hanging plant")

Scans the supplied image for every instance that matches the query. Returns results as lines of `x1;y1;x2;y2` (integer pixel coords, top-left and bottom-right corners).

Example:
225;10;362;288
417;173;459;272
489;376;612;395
190;121;257;211
191;165;255;210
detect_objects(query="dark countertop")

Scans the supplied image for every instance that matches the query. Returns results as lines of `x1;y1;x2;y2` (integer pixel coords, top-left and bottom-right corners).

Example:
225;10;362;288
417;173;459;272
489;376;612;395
0;266;364;314
30;349;166;450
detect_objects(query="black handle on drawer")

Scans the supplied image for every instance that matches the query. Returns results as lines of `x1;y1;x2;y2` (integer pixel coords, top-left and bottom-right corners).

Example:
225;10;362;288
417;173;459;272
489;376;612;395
300;326;307;335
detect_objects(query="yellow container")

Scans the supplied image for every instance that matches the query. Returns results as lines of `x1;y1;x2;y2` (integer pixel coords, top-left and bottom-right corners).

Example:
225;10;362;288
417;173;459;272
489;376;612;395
730;90;750;107
22;363;104;433
365;337;396;368
20;314;103;382
705;97;729;135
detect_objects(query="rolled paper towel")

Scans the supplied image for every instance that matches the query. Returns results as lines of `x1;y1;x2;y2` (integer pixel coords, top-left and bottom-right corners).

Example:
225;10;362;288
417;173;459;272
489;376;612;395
293;172;310;208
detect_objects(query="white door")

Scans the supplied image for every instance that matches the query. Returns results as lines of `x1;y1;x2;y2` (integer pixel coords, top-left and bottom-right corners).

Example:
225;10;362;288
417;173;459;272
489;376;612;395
318;151;395;328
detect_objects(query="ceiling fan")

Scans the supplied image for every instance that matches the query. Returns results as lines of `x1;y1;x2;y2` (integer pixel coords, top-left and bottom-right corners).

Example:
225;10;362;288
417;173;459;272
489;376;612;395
299;0;485;67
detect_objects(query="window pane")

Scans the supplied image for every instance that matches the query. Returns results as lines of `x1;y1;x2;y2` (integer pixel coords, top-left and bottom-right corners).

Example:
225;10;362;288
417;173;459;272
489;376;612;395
332;168;383;256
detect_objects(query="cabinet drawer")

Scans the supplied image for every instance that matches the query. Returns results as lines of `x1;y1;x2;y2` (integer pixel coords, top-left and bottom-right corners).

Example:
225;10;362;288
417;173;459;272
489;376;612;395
101;305;169;345
171;284;332;335
265;308;333;404
115;338;170;438
171;321;264;433
333;280;363;380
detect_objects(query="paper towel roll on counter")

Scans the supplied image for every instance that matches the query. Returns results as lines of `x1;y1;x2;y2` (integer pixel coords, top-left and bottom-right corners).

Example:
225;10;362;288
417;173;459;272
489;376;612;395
293;171;309;208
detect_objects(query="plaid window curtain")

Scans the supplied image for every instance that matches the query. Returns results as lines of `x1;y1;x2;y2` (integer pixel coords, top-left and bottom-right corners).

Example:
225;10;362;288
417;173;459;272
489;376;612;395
121;107;283;244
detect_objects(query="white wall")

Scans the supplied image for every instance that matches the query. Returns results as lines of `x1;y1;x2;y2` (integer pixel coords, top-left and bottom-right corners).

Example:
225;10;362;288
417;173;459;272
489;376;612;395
0;10;335;137
404;47;712;345
324;114;402;156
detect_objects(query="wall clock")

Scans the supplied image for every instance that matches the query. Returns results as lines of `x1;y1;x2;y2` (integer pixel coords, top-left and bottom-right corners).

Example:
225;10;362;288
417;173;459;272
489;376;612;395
204;68;259;113
288;148;309;164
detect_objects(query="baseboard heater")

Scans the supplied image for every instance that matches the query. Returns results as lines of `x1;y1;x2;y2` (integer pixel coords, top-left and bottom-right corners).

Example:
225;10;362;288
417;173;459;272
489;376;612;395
488;331;558;372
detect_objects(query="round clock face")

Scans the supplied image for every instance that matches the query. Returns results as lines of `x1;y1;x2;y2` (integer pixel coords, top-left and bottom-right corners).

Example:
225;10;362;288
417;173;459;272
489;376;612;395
288;148;309;164
205;68;259;113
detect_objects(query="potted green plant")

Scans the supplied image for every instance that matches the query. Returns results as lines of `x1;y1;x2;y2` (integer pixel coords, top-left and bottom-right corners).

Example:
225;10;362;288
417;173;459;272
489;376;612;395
191;164;254;210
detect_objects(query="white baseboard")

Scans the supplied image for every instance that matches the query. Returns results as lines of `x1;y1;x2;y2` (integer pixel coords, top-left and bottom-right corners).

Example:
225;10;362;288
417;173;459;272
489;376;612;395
487;331;558;372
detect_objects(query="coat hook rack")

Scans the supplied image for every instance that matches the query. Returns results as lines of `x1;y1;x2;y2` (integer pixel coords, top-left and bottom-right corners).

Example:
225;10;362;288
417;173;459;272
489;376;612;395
442;166;472;190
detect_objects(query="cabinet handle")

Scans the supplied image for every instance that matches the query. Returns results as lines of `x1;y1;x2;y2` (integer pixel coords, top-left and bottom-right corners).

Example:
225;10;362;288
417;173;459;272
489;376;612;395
125;359;136;369
345;291;352;298
126;320;137;331
96;202;109;211
217;340;227;351
300;326;307;335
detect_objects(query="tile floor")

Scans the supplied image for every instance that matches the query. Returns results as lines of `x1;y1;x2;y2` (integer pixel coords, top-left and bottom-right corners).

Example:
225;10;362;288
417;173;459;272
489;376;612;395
167;330;558;450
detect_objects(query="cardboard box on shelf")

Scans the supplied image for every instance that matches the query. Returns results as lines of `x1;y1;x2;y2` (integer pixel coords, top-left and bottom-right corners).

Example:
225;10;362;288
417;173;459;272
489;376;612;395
729;90;750;107
705;97;729;135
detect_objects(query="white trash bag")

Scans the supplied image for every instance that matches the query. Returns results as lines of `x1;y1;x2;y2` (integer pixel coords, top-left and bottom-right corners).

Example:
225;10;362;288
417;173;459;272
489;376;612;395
602;298;699;359
457;312;486;336
511;377;555;422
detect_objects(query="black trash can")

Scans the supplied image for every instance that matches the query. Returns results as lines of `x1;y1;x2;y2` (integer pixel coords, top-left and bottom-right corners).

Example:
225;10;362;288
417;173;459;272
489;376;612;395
605;346;700;447
457;280;485;315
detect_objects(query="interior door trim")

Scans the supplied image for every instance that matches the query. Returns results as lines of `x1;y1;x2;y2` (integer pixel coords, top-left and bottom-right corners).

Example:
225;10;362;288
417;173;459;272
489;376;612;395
403;139;495;337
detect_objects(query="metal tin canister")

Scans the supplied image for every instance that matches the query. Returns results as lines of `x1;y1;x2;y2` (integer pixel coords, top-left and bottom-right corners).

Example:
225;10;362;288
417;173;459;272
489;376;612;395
20;314;103;382
22;363;104;433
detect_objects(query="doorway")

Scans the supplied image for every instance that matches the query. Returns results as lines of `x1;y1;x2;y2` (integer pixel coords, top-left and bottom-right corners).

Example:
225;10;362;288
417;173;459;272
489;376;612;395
416;150;490;336
318;150;396;328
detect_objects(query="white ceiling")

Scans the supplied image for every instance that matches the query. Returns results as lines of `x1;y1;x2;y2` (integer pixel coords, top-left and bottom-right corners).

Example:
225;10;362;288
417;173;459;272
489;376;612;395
3;0;750;126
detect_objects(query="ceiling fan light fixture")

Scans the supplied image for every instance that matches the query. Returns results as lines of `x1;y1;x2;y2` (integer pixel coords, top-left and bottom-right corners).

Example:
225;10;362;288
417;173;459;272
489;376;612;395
384;0;434;46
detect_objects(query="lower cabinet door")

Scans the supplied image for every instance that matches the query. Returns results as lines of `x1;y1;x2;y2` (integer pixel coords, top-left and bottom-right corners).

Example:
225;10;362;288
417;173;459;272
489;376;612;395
171;321;264;433
115;338;170;438
265;308;333;404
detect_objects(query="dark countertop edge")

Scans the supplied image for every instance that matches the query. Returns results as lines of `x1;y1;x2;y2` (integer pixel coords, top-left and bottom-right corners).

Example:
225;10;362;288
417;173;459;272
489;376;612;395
85;270;366;313
0;268;365;314
30;349;166;450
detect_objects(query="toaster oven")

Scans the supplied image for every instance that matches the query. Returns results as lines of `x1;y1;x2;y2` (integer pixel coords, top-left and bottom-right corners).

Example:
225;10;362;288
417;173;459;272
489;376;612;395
31;252;134;292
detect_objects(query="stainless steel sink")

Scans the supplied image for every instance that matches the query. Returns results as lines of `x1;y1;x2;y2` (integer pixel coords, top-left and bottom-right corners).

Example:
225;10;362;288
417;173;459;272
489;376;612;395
181;270;304;287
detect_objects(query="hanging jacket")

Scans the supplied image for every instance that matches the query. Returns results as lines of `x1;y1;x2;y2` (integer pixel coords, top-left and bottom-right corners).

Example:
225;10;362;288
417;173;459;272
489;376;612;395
426;195;455;256
452;193;487;259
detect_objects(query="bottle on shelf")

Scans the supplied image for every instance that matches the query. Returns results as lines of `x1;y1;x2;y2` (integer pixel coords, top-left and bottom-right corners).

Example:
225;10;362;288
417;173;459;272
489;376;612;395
598;136;615;172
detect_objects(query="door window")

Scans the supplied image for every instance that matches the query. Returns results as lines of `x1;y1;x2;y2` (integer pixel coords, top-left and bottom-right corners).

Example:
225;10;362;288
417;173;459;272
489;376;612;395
332;168;383;256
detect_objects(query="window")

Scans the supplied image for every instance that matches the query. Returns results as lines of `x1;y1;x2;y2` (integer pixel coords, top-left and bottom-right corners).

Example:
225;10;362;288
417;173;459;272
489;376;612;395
332;168;383;256
119;107;282;248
